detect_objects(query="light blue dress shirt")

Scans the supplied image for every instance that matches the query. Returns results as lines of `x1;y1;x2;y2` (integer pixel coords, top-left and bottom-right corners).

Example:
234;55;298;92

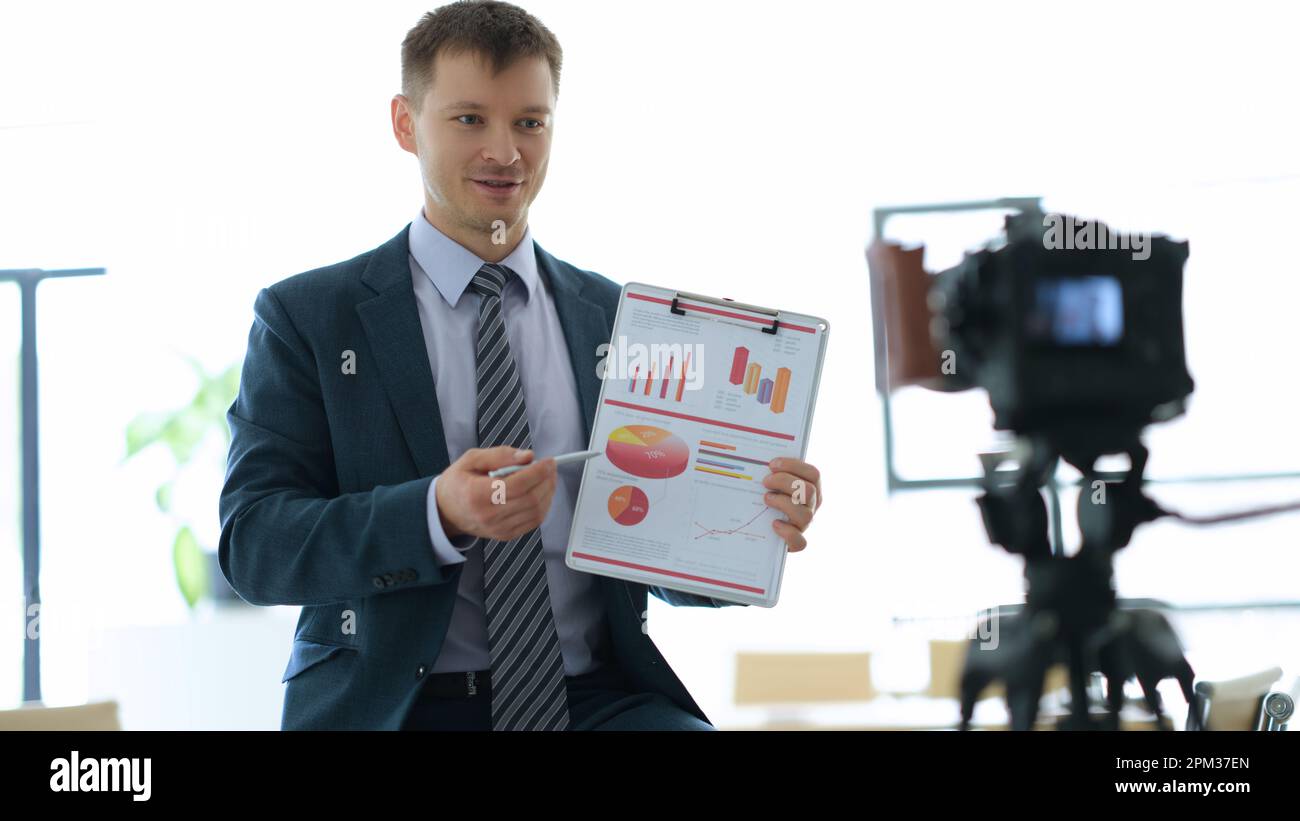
411;207;610;676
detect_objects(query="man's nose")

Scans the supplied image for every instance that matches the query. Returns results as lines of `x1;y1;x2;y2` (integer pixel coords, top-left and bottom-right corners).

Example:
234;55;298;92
481;123;520;167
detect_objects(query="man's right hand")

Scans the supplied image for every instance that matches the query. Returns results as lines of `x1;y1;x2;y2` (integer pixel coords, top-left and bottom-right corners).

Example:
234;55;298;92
434;446;558;543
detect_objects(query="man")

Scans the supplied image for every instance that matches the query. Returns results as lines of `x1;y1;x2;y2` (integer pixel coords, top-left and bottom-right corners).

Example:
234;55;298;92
218;0;823;731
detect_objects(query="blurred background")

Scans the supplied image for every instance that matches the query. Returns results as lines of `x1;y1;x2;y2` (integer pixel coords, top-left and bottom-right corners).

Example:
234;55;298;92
2;0;1297;729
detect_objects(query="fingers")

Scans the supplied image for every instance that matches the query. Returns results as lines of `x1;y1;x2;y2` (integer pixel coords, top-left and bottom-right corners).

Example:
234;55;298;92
769;457;820;488
462;448;555;506
762;470;822;511
763;489;814;531
479;477;556;541
762;459;821;549
461;446;554;497
500;455;556;498
461;450;555;541
464;445;534;473
773;519;808;552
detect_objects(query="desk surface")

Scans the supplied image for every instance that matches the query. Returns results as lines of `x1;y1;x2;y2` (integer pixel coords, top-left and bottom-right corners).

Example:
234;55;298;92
718;695;1169;731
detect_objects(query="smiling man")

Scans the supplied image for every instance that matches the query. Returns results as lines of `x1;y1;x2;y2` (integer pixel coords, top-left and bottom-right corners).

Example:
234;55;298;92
218;0;823;732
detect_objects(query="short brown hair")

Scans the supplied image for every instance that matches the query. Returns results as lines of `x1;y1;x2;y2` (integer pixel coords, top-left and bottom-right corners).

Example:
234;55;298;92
401;1;563;114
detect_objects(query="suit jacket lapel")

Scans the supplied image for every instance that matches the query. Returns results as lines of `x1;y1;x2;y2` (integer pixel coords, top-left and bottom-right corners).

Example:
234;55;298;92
533;243;613;444
356;223;451;477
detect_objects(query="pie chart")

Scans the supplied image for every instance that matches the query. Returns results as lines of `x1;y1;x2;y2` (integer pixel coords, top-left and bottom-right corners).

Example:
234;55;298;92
607;485;650;526
605;425;690;479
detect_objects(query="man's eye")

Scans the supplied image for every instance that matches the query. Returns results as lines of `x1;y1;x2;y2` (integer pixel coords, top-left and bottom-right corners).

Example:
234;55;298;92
455;115;542;128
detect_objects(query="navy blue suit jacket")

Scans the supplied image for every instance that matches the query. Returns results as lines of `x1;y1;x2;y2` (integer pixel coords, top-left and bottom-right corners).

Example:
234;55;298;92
218;222;744;730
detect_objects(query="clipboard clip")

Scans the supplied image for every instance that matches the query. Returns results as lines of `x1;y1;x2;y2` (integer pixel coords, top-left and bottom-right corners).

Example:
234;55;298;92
669;290;782;334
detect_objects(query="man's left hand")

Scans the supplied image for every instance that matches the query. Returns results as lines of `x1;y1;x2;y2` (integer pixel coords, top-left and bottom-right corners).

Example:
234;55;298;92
762;457;822;553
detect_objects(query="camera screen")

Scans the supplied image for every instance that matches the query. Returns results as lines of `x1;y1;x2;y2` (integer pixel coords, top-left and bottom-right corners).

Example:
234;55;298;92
1026;276;1123;346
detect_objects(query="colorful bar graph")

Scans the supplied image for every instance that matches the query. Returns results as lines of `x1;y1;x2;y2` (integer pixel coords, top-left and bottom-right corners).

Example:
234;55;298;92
675;351;690;402
729;346;749;385
696;457;747;472
631;354;691;404
694;466;751;480
699;440;734;450
660;355;673;399
727;346;793;414
698;448;769;467
772;367;791;413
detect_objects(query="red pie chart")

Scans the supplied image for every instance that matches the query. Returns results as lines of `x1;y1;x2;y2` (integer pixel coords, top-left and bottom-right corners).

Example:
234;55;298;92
605;425;690;479
607;485;650;526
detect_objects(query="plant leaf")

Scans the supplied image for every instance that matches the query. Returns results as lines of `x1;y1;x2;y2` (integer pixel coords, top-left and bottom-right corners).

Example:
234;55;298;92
155;481;173;513
172;526;208;609
124;411;172;459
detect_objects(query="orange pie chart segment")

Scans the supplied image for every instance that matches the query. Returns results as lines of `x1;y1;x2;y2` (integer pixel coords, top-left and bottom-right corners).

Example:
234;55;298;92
607;485;650;526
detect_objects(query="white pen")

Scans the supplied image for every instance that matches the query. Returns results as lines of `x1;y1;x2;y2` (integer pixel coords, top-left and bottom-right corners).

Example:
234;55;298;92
487;448;603;478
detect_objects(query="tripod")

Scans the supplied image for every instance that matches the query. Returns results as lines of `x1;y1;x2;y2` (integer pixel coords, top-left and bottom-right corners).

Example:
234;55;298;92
958;433;1198;730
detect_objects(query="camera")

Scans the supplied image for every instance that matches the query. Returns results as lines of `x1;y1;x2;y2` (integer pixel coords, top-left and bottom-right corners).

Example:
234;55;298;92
867;202;1202;729
928;209;1194;449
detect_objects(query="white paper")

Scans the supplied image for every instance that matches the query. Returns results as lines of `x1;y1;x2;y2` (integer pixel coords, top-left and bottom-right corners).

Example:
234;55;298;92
564;283;830;607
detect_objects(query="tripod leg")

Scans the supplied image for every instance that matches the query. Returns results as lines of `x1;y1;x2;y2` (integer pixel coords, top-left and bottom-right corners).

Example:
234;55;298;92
1103;674;1125;731
959;670;992;731
1135;674;1173;731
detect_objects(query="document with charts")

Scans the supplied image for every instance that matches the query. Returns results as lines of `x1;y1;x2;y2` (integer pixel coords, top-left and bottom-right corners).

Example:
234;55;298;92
564;282;830;607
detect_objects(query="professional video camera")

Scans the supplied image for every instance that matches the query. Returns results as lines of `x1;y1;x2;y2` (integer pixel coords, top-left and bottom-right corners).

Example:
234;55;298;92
928;209;1193;444
869;201;1200;730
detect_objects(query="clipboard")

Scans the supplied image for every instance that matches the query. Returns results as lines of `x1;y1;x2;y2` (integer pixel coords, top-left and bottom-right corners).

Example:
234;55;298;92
563;282;830;607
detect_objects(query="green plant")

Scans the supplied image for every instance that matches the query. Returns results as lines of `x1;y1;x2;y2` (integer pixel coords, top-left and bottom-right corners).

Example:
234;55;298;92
122;354;241;609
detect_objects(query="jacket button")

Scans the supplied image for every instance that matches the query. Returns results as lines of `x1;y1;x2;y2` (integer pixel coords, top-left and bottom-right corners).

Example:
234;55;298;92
415;664;427;679
372;576;385;589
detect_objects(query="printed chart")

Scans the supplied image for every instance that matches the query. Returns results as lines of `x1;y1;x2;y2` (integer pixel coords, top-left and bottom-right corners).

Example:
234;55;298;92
566;283;829;606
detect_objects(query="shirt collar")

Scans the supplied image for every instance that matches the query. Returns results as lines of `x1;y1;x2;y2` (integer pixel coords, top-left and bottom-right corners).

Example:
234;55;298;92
409;206;539;309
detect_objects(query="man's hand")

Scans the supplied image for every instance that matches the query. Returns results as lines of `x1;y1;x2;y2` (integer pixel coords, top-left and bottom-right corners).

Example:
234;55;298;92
761;457;822;553
435;447;558;543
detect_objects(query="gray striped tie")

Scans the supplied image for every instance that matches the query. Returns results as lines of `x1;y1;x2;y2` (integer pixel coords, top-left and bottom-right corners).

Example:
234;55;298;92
468;261;571;731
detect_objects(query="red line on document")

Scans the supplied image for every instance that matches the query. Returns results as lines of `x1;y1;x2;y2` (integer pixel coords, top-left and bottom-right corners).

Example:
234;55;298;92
603;398;795;440
572;552;766;594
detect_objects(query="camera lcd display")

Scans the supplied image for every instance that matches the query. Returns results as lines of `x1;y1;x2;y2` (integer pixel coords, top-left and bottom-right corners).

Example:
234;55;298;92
1026;276;1123;347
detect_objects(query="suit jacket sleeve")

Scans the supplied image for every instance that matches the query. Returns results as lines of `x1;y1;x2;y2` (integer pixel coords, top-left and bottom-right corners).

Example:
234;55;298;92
218;286;455;607
649;587;749;607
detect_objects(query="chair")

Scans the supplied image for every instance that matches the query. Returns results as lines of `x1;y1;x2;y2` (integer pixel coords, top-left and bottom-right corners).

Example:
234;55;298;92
1185;667;1282;730
733;652;875;728
734;651;875;704
0;699;122;730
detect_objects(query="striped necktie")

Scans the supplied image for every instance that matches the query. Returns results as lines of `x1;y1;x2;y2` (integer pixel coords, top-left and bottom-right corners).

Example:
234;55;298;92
467;261;571;731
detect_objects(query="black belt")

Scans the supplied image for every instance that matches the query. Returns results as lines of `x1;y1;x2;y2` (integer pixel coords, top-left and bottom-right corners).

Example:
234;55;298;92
421;669;493;699
419;662;627;699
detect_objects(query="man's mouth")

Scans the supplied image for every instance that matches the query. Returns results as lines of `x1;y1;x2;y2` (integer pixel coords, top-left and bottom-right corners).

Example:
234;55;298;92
471;177;523;196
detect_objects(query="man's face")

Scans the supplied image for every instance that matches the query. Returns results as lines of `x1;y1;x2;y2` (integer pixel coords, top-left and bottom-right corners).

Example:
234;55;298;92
396;50;554;239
